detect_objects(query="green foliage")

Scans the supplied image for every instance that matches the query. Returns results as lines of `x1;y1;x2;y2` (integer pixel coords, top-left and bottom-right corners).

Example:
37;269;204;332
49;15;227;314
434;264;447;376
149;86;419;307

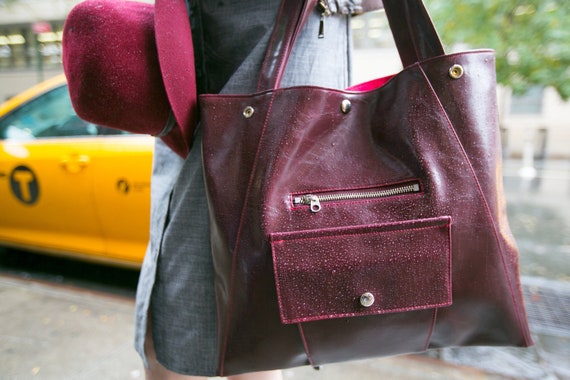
427;0;570;100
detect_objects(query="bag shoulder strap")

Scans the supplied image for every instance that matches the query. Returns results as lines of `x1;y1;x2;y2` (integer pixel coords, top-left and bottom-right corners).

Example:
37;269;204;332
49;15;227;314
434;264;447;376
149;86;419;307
383;0;445;67
256;0;317;91
257;0;445;92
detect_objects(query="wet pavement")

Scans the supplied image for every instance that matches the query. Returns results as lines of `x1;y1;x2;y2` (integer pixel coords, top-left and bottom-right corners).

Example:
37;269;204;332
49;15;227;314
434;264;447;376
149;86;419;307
503;159;570;283
0;275;142;380
433;158;570;380
1;158;569;379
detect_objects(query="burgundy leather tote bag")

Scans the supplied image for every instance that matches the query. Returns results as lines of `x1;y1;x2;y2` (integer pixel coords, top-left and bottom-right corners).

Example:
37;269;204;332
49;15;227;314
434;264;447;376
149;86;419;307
200;0;533;376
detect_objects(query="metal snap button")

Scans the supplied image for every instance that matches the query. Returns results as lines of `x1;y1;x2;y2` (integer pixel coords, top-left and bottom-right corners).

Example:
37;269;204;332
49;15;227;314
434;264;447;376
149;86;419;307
340;99;352;114
360;292;375;307
243;106;255;118
449;64;464;79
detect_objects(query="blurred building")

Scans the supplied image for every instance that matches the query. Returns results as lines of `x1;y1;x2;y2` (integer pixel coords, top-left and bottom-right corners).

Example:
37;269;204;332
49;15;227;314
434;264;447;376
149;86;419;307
1;1;568;159
0;0;150;100
0;0;71;99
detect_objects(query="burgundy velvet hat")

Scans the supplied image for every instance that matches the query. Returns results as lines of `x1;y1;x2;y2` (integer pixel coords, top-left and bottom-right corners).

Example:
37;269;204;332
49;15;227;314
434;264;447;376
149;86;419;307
62;0;197;157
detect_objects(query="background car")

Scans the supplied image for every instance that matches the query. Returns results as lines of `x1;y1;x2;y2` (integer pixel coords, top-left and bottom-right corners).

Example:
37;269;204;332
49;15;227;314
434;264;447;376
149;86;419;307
0;74;153;268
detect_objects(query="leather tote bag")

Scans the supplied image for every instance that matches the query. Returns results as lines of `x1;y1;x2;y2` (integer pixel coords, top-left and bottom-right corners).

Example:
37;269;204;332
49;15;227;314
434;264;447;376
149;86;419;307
200;0;533;376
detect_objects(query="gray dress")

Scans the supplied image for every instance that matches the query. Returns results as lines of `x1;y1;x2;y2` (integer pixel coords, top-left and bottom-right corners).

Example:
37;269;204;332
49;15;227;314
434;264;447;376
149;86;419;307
134;0;379;375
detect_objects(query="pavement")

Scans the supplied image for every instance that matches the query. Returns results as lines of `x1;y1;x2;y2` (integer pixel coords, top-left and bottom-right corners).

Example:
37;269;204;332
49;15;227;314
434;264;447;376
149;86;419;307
1;158;569;380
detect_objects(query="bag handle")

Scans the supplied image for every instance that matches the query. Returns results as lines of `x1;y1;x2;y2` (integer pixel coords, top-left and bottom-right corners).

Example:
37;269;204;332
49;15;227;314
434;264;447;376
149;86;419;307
257;0;445;91
256;0;317;91
382;0;445;68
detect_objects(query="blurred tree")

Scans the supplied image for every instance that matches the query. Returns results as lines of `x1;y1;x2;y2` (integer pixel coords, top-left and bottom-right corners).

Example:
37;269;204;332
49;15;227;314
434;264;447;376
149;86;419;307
427;0;570;100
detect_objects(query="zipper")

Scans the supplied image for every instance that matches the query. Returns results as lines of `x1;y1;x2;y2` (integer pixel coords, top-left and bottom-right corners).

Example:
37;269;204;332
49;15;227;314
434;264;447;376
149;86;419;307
293;181;421;213
317;1;331;38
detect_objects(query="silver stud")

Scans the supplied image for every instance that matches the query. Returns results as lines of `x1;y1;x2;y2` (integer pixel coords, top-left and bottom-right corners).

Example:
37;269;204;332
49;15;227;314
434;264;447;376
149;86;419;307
243;106;255;118
449;64;464;79
360;292;375;307
340;99;352;114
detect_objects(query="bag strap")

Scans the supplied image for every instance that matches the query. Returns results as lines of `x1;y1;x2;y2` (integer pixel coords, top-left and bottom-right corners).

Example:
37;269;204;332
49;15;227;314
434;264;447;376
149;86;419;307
257;0;445;92
256;0;317;91
382;0;445;67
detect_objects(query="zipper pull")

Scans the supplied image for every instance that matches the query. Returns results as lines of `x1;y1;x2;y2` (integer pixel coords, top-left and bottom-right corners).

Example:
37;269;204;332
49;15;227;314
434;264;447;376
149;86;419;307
317;1;331;39
294;194;322;213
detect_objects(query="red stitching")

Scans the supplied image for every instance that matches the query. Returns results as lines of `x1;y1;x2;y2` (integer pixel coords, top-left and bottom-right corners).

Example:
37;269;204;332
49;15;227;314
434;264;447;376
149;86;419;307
423;309;439;351
271;218;451;244
282;301;452;325
417;63;531;345
297;324;316;368
219;90;279;376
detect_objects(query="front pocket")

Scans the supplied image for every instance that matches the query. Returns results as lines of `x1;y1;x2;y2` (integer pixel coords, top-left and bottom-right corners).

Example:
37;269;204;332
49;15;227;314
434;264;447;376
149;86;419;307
270;216;452;324
292;180;422;213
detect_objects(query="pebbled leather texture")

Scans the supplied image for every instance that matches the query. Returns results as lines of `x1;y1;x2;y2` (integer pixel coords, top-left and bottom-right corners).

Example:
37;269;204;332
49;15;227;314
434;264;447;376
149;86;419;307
200;0;533;375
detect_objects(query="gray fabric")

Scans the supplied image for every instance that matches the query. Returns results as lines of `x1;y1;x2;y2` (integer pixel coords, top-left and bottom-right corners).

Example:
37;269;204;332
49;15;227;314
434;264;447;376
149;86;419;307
134;1;356;376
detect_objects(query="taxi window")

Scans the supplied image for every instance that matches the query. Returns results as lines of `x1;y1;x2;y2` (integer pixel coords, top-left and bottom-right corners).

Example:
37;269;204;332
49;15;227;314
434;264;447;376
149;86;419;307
0;85;126;140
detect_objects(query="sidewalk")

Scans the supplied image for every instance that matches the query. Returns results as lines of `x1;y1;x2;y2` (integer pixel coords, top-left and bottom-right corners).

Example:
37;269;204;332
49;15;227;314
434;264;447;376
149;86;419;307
0;275;142;380
1;273;569;380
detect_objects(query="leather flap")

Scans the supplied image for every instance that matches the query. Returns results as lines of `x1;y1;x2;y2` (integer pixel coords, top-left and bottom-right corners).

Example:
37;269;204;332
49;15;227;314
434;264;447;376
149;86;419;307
271;217;453;324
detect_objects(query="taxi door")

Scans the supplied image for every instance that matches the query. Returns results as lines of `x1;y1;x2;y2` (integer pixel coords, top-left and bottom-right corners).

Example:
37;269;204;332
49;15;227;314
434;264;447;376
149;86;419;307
0;139;106;257
89;134;153;266
0;84;105;258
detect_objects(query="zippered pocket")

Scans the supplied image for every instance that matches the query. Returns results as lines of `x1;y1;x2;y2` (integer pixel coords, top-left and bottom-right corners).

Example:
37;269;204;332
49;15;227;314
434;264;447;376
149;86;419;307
292;180;422;213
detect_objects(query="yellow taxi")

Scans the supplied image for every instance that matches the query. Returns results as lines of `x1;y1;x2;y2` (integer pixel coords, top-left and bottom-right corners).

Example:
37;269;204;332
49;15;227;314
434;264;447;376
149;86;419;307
0;74;153;268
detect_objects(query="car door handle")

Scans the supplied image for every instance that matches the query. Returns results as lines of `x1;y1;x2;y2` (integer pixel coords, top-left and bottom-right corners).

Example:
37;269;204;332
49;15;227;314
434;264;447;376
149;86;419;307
61;154;90;173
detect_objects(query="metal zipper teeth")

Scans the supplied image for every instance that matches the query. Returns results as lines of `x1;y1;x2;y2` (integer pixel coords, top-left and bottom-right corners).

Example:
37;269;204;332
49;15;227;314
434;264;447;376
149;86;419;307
294;182;421;213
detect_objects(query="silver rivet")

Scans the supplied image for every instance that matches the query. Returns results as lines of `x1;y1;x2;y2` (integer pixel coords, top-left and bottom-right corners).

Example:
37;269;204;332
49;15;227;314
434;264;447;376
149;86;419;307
449;64;464;79
243;106;255;118
340;99;352;114
360;292;375;307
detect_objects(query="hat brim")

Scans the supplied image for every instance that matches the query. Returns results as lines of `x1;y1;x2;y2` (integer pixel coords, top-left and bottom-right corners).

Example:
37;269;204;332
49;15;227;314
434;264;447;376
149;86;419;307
63;0;197;158
155;0;198;154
